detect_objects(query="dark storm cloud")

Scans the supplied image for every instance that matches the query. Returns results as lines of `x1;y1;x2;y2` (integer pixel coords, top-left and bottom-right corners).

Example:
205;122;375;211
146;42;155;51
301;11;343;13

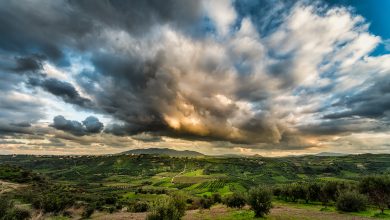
0;0;204;139
52;115;85;135
1;0;390;154
0;0;203;62
12;56;43;73
71;0;203;35
51;115;104;136
29;78;93;108
10;122;32;128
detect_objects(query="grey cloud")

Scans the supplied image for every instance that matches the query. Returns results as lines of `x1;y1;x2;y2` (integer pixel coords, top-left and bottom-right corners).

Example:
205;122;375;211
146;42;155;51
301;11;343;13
51;115;104;136
0;122;33;135
1;0;390;153
12;55;43;73
324;76;390;120
298;118;382;136
83;116;104;133
10;122;31;128
131;133;163;143
0;95;45;132
52;115;85;136
30;78;93;108
0;0;203;63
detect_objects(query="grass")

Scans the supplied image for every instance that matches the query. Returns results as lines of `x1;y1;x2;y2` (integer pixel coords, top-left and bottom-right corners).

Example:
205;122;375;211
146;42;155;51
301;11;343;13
184;169;204;177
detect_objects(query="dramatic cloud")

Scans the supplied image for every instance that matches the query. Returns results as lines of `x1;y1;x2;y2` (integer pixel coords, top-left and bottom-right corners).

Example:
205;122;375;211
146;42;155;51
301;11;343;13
0;0;390;155
32;78;93;108
51;115;104;136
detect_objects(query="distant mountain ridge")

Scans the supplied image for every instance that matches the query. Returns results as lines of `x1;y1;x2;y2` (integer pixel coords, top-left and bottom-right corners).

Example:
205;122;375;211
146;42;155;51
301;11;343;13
120;148;204;157
314;152;348;157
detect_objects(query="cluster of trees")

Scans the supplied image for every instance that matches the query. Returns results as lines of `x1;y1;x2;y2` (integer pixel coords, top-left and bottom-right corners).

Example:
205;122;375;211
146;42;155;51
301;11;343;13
223;188;273;217
0;196;30;220
145;187;273;220
273;176;390;213
0;165;44;183
135;187;168;195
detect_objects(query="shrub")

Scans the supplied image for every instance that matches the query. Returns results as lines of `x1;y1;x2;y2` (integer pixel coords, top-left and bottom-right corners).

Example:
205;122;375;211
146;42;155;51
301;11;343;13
146;193;186;220
7;208;31;220
0;197;13;218
32;192;75;213
199;197;213;209
211;193;222;204
0;197;30;220
224;192;246;209
247;187;273;218
336;191;367;212
131;201;149;212
82;205;95;219
272;187;282;198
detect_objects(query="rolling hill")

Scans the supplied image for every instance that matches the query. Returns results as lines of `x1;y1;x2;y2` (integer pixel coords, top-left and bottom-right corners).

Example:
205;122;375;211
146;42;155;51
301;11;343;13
120;147;204;157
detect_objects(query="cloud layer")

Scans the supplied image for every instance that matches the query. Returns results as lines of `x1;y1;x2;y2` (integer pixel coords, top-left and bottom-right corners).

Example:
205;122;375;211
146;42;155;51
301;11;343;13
0;0;390;155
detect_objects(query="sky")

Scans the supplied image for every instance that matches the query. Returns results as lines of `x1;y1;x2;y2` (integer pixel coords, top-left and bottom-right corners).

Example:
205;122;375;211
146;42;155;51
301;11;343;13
1;0;390;156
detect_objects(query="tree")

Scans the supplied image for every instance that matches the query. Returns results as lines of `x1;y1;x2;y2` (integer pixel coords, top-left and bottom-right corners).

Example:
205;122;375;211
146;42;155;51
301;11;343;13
307;182;321;202
247;187;273;218
290;183;306;202
359;176;390;214
336;191;367;212
224;192;246;209
320;181;338;206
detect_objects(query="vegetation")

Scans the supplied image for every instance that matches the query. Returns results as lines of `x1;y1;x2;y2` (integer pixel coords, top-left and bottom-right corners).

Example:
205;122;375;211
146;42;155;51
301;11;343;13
224;192;246;209
359;176;390;213
336;191;367;212
247;187;273;217
146;193;186;220
0;196;30;220
1;154;390;219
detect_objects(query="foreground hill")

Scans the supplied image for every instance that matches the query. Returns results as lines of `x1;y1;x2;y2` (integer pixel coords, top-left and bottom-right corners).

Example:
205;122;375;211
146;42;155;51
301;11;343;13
120;148;204;157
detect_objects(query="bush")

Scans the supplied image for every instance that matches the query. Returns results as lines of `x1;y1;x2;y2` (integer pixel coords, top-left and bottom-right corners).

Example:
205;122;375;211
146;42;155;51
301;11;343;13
0;197;13;218
336;191;367;212
130;201;149;212
5;208;31;220
248;187;273;217
199;197;213;209
82;205;95;219
224;192;246;209
32;192;75;213
146;193;186;220
0;197;30;220
211;193;222;204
